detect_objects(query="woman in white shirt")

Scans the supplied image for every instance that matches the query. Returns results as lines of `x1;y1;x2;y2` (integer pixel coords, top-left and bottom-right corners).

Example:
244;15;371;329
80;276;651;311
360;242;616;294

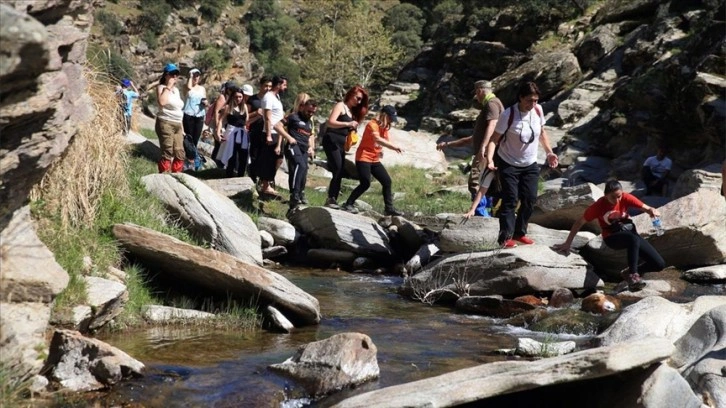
155;63;186;173
182;68;207;171
485;81;558;248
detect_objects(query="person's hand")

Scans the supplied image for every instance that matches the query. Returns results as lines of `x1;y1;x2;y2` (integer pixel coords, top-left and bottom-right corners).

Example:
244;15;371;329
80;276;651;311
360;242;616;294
551;243;571;255
546;153;559;169
393;146;402;154
487;160;497;171
307;147;314;157
479;150;488;165
463;209;475;219
266;135;274;145
287;137;297;145
436;142;446;151
274;146;281;155
650;208;661;218
349;121;359;129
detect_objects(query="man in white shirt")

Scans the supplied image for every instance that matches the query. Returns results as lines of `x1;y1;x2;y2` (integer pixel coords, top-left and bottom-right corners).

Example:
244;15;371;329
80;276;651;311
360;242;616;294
642;146;672;196
259;76;288;195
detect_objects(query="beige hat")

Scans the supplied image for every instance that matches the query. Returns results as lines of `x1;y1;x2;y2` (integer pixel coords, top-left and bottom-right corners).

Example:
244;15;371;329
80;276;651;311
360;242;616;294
242;84;254;96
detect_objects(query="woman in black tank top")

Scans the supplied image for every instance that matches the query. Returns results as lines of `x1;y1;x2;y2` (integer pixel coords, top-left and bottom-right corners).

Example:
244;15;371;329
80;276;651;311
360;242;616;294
322;85;369;208
217;87;251;177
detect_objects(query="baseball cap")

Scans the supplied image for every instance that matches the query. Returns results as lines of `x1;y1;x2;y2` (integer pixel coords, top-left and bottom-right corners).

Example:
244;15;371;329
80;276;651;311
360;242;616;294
242;84;254;96
221;80;236;92
190;68;201;76
382;105;398;122
473;80;493;92
163;63;180;74
120;78;131;87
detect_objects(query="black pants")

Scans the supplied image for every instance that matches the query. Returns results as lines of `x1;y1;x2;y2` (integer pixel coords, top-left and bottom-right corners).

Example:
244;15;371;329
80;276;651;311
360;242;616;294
496;157;539;244
286;144;308;205
248;130;264;182
226;144;249;178
323;135;346;201
346;161;394;210
256;134;279;182
642;167;667;195
604;231;665;275
183;114;204;160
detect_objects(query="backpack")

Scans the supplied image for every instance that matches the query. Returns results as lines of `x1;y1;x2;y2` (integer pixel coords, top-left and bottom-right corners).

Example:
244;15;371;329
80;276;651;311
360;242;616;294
501;104;544;144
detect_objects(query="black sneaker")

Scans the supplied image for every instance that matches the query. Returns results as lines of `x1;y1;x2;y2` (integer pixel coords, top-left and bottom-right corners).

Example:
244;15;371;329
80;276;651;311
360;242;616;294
324;197;340;209
385;208;404;216
342;203;359;214
300;195;309;205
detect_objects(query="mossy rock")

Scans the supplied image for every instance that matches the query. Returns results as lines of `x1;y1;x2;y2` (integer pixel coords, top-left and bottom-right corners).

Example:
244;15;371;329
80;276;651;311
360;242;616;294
528;308;605;336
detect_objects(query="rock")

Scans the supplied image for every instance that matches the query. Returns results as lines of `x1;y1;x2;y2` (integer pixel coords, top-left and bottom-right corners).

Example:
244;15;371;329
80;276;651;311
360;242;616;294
289;207;393;259
494;52;582;104
203;176;257;201
404;245;602;301
29;375;49;394
330;338;674;408
530;183;603;233
671;164;723;199
575;24;619;70
81;276;128;332
257;216;297;246
352;257;374;269
270;332;379;397
262;245;288;259
42;330;144;392
0;302;51;374
259;230;274;249
549;288;575;308
681;264;726;282
504;308;550;328
141;173;263;266
306;249;357;265
556;99;595;125
528;308;604;335
264;305;294;333
671;305;726;407
512;295;547;307
141;305;215;323
455;296;536;318
390;216;425;256
105;266;127;284
348;126;448;172
514;337;577;357
563;156;612;186
596;296;726;346
581;293;621;314
405;243;439;275
112;223;320;326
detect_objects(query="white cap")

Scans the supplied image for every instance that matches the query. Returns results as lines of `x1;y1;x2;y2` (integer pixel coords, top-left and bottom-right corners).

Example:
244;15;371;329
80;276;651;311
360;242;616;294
190;68;201;75
242;84;254;96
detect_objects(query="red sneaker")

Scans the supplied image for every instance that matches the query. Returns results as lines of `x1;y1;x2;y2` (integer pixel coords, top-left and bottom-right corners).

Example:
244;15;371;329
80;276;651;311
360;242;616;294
502;239;518;248
514;236;535;245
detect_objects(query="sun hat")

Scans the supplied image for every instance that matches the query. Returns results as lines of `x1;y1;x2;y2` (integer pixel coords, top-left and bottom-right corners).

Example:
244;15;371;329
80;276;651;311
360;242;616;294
190;68;201;76
163;63;180;74
120;78;131;87
381;105;398;122
241;84;254;96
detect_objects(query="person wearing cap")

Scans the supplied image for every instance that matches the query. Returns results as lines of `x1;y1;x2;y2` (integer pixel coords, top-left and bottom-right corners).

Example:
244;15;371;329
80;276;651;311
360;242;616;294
182;68;207;171
155;63;186;173
283;98;318;213
119;78;139;135
341;105;404;216
437;80;504;202
216;84;254;177
210;80;237;166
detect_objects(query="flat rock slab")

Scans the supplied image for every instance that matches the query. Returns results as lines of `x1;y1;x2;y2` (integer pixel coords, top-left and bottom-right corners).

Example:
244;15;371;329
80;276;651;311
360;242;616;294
113;223;320;326
142;305;215;323
331;338;674;408
681;264;726;282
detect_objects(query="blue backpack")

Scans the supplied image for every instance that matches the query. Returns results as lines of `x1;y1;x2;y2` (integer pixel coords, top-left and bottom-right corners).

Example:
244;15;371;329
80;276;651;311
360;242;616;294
475;196;491;217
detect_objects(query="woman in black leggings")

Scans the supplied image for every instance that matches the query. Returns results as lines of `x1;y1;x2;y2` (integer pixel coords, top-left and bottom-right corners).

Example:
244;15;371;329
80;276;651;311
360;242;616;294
342;105;404;216
553;180;666;291
321;85;369;208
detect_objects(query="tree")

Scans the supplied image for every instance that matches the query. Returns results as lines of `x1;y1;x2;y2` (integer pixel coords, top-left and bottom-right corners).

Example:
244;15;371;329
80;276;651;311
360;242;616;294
382;3;424;59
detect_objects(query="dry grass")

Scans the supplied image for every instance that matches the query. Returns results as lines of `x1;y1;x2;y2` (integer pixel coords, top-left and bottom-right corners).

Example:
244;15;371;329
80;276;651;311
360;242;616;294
31;67;129;230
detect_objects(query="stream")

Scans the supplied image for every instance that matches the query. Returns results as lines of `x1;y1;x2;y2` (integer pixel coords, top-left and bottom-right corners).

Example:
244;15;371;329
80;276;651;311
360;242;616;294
93;267;596;407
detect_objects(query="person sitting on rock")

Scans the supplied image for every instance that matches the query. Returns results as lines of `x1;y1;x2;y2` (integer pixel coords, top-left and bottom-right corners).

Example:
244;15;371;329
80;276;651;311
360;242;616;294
552;179;666;292
642;146;672;196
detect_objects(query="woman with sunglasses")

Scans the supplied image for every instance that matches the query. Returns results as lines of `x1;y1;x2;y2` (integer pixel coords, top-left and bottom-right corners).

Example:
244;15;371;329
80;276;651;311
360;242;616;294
485;81;558;248
155;63;186;173
322;85;369;208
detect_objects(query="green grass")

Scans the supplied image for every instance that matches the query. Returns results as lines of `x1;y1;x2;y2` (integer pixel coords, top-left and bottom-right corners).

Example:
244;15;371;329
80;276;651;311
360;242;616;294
0;361;34;408
140;128;157;140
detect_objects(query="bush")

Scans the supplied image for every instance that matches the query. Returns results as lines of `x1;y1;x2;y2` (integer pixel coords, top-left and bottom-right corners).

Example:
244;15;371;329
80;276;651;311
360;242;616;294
194;47;230;74
199;0;228;21
224;27;242;43
87;45;135;82
139;2;171;35
95;10;123;37
141;30;159;50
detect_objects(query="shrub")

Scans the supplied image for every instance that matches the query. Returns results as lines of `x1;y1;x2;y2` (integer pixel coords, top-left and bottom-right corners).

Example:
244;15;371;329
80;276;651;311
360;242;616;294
87;46;135;83
224;27;242;43
141;30;159;50
194;47;230;74
139;2;171;35
199;0;228;22
95;9;123;37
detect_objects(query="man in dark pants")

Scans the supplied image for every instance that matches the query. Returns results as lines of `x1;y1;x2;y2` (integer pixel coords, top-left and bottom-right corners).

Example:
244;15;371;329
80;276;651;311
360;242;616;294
282;99;318;212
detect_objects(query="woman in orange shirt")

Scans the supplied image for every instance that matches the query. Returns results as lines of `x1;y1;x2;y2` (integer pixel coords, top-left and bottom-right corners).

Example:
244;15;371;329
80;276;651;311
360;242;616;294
342;105;404;216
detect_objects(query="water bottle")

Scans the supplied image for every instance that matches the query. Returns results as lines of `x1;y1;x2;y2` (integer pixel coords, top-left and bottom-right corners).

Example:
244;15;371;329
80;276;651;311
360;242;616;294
652;217;664;236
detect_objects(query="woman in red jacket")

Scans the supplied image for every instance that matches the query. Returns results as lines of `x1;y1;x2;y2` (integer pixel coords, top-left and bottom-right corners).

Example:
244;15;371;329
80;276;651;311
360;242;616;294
553;179;666;291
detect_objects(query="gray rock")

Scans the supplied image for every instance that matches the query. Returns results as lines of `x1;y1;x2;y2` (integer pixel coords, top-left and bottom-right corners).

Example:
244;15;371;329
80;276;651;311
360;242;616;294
142;305;215;323
596;296;726;346
82;276;128;332
639;363;705;408
557;99;595;125
113;223;320;326
0;302;51;373
531;183;603;233
331;338;674;408
564;155;612;186
681;264;726;282
270;332;379;397
43;330;144;392
142;173;263;265
262;245;288;259
259;230;274;249
257;216;297;246
514;337;576;357
671;164;723;199
289;207;393;258
264;305;294;333
575;24;619;70
203;176;257;200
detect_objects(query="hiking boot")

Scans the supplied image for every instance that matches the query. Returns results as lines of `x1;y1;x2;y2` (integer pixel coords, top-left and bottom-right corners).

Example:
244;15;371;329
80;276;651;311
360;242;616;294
384;208;404;216
342;203;360;214
514;235;535;245
324;197;340;209
501;239;518;249
300;194;309;205
621;270;646;292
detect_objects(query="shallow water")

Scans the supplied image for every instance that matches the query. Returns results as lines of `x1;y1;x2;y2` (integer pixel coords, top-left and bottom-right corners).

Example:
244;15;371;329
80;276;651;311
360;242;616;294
94;267;595;407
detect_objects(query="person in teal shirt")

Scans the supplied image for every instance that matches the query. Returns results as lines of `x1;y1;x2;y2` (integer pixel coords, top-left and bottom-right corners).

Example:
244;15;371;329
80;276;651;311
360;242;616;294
119;78;139;135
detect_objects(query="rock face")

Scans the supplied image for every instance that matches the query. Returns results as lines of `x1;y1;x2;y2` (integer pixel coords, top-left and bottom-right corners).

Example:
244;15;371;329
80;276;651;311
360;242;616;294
331;338;674;408
289;207;393;258
270;332;379;397
42;329;144;392
405;245;602;301
112;223;320;326
141;173;263;265
530;183;603;233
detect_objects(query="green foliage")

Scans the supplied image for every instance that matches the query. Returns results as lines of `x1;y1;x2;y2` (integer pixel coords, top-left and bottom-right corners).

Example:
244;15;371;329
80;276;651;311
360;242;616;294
199;0;229;22
382;3;424;59
425;0;464;38
141;30;159;50
224;27;242;43
139;1;171;35
87;46;136;82
247;1;297;54
95;9;123;37
0;361;34;408
194;46;231;74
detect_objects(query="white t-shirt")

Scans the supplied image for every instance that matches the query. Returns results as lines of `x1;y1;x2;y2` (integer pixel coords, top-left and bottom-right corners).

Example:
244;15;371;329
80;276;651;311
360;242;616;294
157;85;184;123
494;105;545;167
643;156;672;178
261;91;284;134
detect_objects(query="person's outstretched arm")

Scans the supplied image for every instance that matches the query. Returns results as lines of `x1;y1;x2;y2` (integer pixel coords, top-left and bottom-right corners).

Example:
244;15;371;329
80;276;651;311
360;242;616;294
552;216;588;254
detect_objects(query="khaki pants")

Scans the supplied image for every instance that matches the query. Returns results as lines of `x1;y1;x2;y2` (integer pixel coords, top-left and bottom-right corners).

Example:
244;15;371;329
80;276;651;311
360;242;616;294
468;155;486;199
156;118;185;162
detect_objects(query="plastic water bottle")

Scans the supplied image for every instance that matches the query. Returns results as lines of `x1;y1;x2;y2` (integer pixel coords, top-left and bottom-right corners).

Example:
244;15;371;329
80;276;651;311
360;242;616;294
652;217;664;236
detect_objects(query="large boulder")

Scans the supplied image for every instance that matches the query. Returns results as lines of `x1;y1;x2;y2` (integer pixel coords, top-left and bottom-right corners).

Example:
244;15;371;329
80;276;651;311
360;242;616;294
596;296;726;347
681;264;726;282
112;223;320;326
141;173;263;265
575;24;620;70
42;329;144;392
404;245;602;301
530;183;603;233
257;216;297;246
331;338;674;408
494;52;582;104
203;176;257;200
581;189;726;279
671;164;723;199
288;207;393;259
270;332;379;397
